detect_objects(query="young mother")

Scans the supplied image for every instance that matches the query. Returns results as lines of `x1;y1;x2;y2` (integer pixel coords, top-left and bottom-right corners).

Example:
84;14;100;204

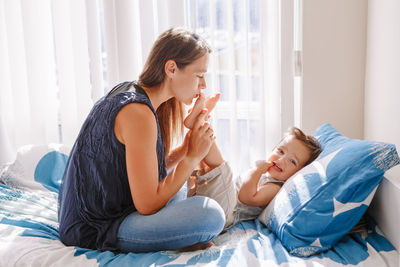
58;28;225;253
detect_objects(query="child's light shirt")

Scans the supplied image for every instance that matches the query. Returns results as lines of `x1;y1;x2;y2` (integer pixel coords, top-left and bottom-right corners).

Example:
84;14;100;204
234;174;284;225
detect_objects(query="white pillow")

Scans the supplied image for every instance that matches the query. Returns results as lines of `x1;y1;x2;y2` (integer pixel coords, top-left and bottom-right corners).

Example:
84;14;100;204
0;144;70;192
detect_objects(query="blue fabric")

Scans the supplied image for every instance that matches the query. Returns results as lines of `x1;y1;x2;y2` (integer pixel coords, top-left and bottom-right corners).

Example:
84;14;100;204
34;151;68;193
58;82;167;252
258;123;400;256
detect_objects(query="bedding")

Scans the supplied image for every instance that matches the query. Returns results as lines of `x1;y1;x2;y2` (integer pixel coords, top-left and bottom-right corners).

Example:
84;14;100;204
0;143;399;267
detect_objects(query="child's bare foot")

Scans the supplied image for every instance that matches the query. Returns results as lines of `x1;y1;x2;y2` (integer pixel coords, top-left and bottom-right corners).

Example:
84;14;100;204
178;241;214;252
204;92;220;116
184;93;221;129
184;93;205;129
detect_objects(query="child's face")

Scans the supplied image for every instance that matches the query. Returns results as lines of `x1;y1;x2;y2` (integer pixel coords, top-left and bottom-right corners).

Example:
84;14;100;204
267;135;311;181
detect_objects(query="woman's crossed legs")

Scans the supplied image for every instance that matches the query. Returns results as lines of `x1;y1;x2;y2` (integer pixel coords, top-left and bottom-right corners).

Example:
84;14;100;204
116;190;225;253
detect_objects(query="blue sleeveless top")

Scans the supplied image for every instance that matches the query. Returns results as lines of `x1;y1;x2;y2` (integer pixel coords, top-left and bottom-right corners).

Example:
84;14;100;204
58;82;167;252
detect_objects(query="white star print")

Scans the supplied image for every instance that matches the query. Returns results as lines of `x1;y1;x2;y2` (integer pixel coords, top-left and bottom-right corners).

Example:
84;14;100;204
332;186;378;217
270;149;342;215
310;238;323;248
293;148;341;181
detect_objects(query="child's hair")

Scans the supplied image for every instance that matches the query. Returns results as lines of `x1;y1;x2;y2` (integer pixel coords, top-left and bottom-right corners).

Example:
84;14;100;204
285;127;322;166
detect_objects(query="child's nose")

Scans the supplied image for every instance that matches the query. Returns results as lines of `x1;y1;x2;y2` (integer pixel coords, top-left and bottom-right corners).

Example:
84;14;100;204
275;157;284;165
277;157;288;167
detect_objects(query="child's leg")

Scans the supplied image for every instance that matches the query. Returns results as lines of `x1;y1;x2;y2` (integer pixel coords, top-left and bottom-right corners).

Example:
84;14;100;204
184;92;224;171
186;131;224;197
200;141;225;172
116;196;225;253
194;162;237;230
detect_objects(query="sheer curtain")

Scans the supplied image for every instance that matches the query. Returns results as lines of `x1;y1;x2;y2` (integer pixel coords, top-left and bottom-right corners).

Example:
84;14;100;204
186;0;295;174
0;0;94;163
0;0;295;173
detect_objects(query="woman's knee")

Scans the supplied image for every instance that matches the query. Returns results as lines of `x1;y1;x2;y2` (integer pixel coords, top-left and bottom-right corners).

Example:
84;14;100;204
189;196;225;234
116;196;225;252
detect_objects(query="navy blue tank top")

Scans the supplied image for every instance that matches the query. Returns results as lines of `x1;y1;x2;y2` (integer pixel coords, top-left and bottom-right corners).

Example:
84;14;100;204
58;82;167;252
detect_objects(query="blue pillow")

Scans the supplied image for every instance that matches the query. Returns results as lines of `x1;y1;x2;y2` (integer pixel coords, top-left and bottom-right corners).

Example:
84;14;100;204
258;123;400;256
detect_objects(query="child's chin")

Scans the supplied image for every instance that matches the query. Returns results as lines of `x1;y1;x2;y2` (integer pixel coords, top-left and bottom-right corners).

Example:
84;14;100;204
268;173;277;179
270;173;285;181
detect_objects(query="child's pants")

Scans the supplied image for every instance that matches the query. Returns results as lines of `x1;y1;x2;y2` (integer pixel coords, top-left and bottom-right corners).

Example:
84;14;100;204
193;161;238;230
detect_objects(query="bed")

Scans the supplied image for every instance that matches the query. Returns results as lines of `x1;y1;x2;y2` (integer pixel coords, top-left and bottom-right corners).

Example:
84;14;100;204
1;125;399;267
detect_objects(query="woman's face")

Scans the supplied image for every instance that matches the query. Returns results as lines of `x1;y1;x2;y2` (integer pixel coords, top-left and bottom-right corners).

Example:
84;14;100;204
171;54;209;105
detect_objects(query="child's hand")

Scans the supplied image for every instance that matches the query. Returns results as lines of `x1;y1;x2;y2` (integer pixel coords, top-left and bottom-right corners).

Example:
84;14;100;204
255;160;273;174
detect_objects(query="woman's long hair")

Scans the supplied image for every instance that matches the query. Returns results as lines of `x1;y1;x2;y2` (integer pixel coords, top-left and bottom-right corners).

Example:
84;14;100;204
139;27;212;155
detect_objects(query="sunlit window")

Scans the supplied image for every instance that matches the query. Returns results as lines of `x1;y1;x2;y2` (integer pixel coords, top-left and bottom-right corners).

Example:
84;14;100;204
186;0;266;174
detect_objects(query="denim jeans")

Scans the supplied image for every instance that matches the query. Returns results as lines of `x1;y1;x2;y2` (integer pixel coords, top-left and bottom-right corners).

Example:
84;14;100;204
116;185;226;253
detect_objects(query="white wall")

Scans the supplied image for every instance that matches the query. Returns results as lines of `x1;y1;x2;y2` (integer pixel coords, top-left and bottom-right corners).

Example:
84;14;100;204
364;1;400;251
301;0;367;139
364;0;400;181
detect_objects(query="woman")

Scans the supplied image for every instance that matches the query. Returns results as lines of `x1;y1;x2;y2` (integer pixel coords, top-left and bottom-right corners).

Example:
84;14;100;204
58;27;225;253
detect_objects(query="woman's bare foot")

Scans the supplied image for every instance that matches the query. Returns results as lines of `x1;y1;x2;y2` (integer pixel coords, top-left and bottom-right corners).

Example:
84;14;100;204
178;241;214;252
184;93;221;129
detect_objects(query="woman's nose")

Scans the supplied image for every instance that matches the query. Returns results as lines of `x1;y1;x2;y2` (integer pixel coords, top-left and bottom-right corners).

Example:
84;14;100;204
199;77;206;90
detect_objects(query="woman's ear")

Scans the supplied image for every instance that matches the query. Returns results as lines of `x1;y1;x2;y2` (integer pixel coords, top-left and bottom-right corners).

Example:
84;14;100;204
165;59;177;78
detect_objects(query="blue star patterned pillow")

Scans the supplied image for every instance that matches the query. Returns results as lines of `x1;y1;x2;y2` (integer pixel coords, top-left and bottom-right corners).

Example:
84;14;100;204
258;123;400;256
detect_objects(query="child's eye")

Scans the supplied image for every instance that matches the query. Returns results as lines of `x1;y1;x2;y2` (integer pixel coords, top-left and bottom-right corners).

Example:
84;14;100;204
278;149;284;154
197;74;204;78
290;159;297;166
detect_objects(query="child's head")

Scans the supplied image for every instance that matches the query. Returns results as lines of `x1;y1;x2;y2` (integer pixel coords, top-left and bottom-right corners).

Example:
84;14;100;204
267;127;321;181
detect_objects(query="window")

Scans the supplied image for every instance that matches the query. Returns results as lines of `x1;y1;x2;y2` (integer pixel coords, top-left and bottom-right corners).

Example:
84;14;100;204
0;0;296;174
185;0;292;174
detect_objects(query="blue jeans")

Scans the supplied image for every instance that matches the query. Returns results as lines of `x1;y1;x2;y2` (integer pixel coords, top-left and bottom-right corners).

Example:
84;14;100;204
116;185;225;253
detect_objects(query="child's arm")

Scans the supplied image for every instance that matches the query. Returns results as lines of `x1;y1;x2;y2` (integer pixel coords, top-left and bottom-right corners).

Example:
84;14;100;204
238;161;281;207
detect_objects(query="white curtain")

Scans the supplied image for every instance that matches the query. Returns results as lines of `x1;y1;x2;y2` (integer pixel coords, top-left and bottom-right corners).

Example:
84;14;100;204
0;0;295;174
186;0;295;174
0;0;94;161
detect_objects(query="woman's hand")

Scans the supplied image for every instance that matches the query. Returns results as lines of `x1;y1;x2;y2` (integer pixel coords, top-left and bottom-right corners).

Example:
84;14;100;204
165;130;191;170
181;130;191;156
186;109;215;163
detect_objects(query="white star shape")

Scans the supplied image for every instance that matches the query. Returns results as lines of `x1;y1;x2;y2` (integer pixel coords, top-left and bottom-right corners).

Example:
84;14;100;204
310;238;323;248
295;148;341;180
333;186;378;217
271;149;342;213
